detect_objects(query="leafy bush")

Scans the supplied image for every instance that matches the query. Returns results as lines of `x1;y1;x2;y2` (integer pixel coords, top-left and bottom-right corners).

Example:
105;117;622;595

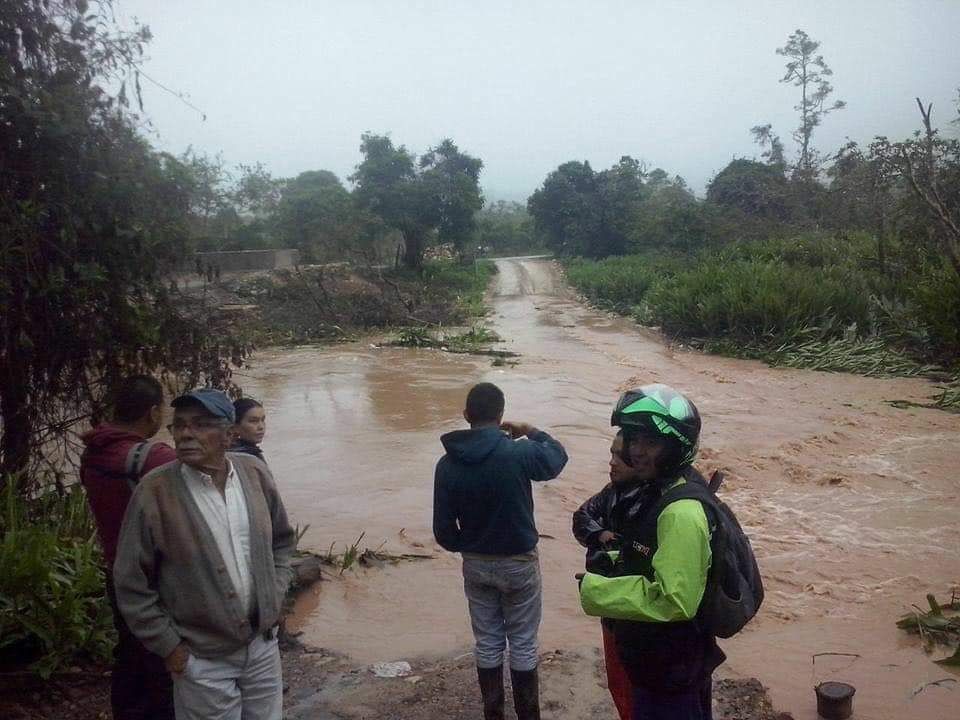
418;259;497;320
904;262;960;365
0;481;114;677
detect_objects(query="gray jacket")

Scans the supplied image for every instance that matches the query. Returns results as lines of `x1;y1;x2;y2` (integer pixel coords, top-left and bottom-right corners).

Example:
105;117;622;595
113;453;296;659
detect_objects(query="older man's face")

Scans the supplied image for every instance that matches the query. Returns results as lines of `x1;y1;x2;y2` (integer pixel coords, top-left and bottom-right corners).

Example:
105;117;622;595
169;405;231;470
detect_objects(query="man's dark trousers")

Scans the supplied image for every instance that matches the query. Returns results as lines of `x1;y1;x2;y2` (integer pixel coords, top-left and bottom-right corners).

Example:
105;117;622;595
106;575;174;720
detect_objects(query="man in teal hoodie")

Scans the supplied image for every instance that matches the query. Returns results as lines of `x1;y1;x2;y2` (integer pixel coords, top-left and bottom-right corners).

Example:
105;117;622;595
433;382;568;720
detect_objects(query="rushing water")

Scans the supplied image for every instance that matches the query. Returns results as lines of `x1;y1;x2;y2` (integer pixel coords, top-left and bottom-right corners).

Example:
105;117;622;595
240;257;960;720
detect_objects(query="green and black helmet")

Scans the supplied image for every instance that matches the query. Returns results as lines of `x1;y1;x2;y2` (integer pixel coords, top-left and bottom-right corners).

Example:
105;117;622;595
611;384;701;477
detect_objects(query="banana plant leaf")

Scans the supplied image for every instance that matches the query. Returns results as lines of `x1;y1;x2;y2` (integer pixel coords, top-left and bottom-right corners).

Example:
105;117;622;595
934;646;960;667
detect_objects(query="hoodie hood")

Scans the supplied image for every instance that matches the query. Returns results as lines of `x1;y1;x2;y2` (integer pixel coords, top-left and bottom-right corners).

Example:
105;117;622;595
440;426;506;465
81;424;147;455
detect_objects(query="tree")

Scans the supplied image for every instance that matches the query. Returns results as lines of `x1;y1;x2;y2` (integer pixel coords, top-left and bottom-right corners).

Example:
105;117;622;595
274;170;355;261
528;156;657;258
877;99;960;280
777;29;845;179
0;1;245;484
753;30;845;183
474;202;537;255
631;178;706;254
749;124;786;167
351;134;483;269
594;156;648;256
826;141;899;271
527;161;602;257
419;139;484;256
234;162;284;218
707;159;795;221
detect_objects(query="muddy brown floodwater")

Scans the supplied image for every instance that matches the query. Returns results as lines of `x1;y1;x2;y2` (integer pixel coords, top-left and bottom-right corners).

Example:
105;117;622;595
240;257;960;720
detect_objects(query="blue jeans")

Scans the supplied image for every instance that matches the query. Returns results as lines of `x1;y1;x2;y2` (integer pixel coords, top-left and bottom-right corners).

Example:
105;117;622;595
462;550;542;671
631;675;713;720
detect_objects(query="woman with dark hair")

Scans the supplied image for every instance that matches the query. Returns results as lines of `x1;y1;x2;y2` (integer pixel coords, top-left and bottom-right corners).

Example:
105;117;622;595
231;398;267;461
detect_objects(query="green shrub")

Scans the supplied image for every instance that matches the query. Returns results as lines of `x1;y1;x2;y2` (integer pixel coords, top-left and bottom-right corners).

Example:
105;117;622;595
418;259;497;321
0;481;114;678
905;263;960;365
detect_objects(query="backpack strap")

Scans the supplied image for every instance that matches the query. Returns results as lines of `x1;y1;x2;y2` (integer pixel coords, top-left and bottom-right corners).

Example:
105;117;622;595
123;440;157;490
648;480;718;528
707;470;724;493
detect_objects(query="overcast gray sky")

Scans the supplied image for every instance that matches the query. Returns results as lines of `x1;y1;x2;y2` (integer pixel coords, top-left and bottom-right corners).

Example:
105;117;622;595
118;0;960;200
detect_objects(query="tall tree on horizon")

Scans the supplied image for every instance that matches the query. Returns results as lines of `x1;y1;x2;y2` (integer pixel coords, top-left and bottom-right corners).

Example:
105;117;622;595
753;29;845;182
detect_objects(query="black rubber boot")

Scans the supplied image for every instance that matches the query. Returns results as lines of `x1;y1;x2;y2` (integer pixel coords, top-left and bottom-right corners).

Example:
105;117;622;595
477;664;505;720
510;667;541;720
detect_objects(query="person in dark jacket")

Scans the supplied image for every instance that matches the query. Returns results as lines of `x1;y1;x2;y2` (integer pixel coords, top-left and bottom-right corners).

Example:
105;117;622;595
80;374;178;720
230;398;266;461
578;385;724;720
572;430;651;720
573;432;710;720
433;382;568;720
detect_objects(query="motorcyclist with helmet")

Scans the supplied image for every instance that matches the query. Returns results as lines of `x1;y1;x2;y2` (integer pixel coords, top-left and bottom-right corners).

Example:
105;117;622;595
577;384;724;720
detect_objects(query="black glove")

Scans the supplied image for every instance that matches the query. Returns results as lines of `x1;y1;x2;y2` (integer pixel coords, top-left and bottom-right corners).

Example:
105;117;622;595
585;550;615;576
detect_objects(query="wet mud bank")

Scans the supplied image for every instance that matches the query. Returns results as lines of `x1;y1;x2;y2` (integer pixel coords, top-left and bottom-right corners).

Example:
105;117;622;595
241;257;959;720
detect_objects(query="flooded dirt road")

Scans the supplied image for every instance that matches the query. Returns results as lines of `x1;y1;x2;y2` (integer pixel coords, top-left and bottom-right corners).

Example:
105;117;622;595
242;257;959;719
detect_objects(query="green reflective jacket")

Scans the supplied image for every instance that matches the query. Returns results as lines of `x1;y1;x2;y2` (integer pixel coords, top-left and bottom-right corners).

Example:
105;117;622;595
579;479;712;623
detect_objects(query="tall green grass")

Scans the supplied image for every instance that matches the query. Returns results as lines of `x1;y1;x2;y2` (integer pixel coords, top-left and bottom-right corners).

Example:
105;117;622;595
562;233;959;389
564;252;686;311
0;480;114;677
641;260;871;344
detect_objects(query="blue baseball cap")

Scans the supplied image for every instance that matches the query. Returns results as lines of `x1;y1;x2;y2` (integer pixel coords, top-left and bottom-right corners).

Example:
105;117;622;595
171;388;236;423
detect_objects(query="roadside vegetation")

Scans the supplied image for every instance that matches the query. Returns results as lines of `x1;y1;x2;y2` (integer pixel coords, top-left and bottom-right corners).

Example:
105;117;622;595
537;31;959;408
0;482;114;678
226;259;498;345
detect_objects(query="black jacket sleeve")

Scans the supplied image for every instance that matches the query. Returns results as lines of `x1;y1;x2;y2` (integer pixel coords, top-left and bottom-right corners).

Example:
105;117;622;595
572;485;613;549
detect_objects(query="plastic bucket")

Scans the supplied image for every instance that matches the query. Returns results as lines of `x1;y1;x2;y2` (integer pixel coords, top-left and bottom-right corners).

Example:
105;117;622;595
815;681;855;719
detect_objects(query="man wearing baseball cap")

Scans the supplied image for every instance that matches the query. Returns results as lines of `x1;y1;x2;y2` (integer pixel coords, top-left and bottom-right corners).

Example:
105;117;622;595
114;388;296;720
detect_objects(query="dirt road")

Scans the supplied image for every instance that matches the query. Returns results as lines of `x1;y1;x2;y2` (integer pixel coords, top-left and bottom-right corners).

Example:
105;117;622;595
242;257;959;719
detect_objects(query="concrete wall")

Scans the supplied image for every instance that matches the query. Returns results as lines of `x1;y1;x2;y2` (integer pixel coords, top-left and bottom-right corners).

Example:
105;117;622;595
194;249;300;272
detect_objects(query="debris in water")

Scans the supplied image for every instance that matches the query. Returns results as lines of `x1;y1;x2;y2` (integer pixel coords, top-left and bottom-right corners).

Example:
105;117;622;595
896;591;960;663
909;677;957;697
371;661;413;678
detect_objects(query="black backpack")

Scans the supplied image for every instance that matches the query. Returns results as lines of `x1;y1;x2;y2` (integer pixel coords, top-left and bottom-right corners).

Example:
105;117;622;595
648;471;764;638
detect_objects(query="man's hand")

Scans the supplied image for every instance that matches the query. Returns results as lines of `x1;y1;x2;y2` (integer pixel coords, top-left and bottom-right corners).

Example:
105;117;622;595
500;421;537;439
165;642;190;676
597;530;618;546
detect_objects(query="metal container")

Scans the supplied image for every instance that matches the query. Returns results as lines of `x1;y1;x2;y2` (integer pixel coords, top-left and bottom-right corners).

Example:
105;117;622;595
815;681;856;720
